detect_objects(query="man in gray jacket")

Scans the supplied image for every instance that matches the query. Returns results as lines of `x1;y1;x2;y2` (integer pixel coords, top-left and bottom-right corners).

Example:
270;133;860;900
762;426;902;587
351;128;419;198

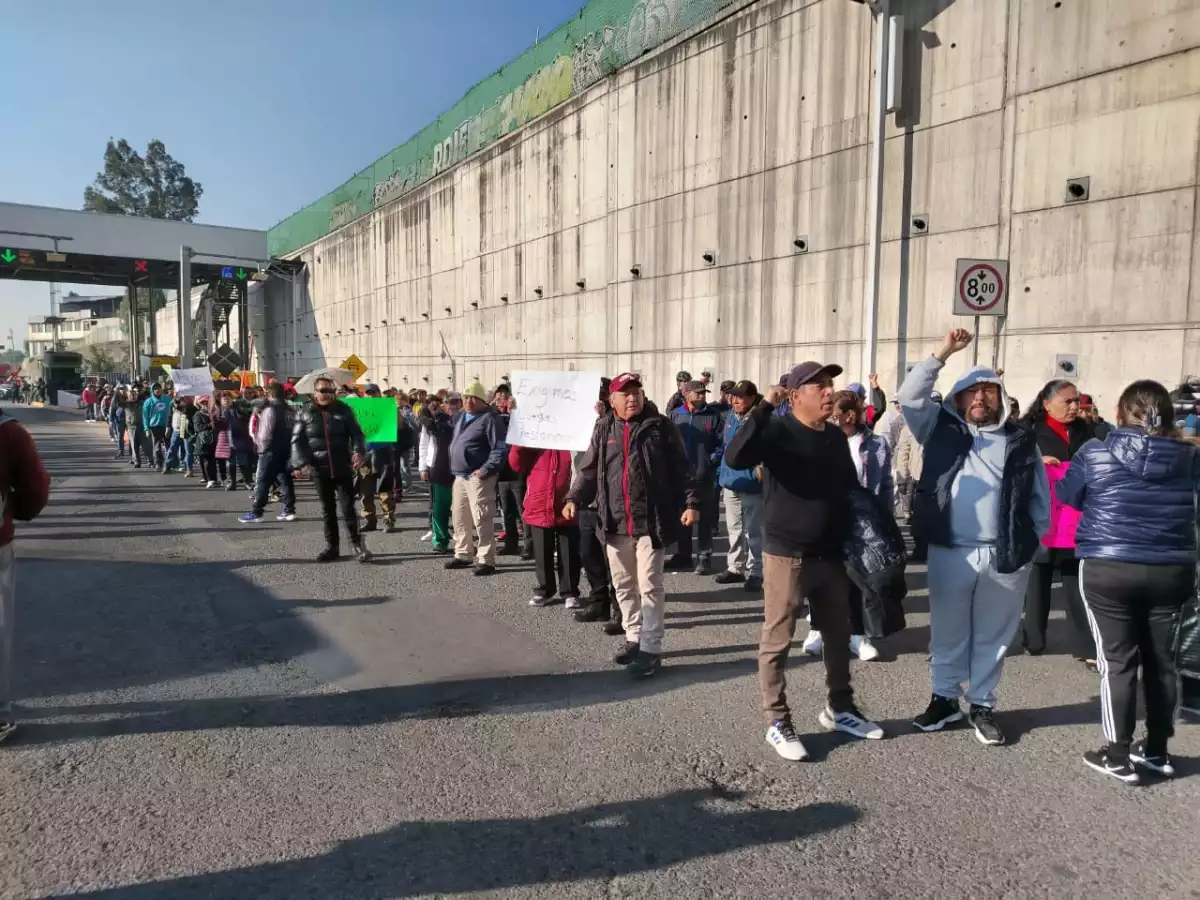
445;381;508;576
899;329;1050;747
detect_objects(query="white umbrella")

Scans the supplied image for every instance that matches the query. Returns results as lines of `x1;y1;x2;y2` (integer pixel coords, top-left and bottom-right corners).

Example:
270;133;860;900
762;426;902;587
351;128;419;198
293;367;357;395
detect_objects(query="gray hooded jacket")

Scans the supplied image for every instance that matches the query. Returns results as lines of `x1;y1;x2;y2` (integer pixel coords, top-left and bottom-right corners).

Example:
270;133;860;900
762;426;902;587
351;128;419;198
898;356;1050;554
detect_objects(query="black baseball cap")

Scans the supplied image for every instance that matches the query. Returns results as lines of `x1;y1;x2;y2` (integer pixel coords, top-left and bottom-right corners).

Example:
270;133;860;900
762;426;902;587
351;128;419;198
719;379;736;394
683;380;709;394
784;361;843;390
675;370;692;382
728;380;759;399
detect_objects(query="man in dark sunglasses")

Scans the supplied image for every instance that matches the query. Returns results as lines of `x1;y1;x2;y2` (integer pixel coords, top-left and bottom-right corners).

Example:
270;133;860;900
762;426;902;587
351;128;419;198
292;377;371;563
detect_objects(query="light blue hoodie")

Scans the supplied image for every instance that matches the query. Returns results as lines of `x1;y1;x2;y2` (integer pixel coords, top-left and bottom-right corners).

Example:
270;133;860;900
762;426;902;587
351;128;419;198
897;356;1050;548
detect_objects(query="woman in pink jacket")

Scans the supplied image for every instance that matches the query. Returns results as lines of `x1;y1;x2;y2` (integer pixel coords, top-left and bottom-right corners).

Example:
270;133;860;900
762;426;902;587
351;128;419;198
508;444;581;608
1019;380;1097;667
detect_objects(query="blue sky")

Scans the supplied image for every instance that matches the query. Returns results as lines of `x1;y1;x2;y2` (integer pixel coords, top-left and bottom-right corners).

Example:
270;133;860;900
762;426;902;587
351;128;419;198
0;0;583;348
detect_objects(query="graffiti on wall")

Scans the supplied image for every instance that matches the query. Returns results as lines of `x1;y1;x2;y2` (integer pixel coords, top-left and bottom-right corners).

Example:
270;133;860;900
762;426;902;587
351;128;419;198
268;0;736;256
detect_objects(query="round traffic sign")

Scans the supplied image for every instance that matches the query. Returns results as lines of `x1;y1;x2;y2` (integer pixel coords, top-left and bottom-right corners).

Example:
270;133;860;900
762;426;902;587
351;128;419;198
957;263;1005;313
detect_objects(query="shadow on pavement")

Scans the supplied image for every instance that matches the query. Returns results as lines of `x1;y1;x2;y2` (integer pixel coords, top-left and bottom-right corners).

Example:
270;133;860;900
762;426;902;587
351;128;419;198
24;655;758;746
61;789;859;899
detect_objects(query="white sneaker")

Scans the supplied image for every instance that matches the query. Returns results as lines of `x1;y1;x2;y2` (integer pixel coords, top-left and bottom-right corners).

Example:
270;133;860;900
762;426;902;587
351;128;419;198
765;720;809;761
564;596;582;609
819;706;885;740
419;530;433;542
850;635;880;661
802;629;823;656
205;481;217;489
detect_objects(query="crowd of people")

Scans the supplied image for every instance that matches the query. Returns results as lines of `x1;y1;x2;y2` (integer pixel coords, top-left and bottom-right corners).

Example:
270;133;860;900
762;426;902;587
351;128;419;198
8;330;1200;785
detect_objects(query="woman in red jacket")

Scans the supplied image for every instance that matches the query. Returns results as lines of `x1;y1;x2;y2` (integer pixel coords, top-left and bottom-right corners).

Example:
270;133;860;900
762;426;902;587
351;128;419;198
508;444;582;608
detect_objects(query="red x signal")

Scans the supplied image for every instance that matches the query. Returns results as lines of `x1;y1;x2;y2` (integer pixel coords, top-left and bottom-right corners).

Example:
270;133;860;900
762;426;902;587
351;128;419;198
134;259;148;273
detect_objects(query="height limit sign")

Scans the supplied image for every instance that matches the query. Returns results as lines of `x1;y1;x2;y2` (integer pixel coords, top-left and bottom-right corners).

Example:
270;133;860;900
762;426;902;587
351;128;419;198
953;259;1009;317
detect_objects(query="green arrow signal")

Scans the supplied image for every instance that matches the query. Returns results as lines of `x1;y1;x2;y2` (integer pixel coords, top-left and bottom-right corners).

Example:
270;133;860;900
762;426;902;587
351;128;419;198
236;268;248;280
0;249;15;263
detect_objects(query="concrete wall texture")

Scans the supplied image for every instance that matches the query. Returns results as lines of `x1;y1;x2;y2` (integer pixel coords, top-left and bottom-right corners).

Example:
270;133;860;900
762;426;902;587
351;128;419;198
260;0;1200;412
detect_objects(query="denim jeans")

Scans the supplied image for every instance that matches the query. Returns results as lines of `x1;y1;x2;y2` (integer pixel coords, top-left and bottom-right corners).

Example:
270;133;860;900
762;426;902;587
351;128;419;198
252;451;295;516
164;431;193;472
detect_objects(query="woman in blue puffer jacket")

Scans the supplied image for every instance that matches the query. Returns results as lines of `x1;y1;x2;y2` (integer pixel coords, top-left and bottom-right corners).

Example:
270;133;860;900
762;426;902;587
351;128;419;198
1057;380;1198;785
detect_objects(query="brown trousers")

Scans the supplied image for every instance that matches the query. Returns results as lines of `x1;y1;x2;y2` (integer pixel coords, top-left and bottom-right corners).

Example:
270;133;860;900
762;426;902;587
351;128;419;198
759;552;854;724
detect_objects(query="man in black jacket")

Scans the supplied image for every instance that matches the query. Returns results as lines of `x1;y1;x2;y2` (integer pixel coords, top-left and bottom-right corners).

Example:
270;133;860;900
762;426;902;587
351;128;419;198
292;376;371;563
565;373;699;677
726;361;885;762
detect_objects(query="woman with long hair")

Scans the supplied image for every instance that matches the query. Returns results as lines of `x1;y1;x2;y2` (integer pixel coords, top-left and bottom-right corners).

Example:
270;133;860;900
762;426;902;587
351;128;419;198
1018;380;1095;664
1058;380;1197;784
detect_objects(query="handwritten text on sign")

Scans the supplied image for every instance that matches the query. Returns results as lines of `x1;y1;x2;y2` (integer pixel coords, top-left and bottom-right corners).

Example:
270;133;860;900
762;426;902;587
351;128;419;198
507;370;602;451
343;396;398;444
170;367;215;397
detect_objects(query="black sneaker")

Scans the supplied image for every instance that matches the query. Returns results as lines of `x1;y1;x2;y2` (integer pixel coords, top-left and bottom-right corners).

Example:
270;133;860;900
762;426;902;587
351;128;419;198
498;544;519;556
1083;747;1140;784
713;570;745;585
629;651;661;678
316;547;340;563
968;705;1005;746
603;620;626;637
520;549;535;562
745;576;763;593
529;593;561;608
1130;741;1175;778
664;555;692;571
693;557;712;576
614;641;640;665
913;694;964;733
473;563;496;577
444;557;473;570
360;520;378;533
0;721;16;745
353;543;373;564
573;601;609;622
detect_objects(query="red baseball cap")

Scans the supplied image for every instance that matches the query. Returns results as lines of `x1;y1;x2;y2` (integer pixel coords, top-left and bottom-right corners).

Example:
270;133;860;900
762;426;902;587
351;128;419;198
609;372;643;393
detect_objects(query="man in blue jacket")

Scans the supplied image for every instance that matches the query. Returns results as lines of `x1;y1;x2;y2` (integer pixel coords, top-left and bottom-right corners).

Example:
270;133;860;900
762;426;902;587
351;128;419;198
715;380;763;592
445;381;508;576
668;380;725;575
141;383;172;470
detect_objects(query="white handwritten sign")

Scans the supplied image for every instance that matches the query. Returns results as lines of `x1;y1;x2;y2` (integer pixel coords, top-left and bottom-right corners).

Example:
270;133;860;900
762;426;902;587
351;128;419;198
507;370;602;451
171;367;215;397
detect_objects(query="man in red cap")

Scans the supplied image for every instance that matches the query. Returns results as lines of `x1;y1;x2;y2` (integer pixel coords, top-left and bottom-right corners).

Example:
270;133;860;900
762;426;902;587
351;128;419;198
726;360;885;761
565;372;699;677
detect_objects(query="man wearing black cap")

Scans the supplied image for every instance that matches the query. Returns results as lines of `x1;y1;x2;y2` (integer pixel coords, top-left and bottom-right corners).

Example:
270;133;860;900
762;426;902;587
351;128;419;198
716;380;764;591
665;371;691;415
726;361;884;761
565;372;699;677
667;380;725;575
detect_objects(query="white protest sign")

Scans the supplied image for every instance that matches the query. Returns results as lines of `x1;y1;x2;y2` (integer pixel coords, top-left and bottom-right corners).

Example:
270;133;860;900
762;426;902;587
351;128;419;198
507;370;603;451
170;366;215;397
55;390;81;409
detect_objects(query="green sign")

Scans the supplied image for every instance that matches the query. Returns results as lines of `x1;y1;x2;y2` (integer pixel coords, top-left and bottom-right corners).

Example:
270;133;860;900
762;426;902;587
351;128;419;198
236;268;248;280
0;249;16;263
343;396;397;444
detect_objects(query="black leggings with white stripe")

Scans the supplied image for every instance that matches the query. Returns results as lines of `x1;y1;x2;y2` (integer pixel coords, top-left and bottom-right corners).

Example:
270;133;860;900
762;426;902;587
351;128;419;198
1080;558;1192;755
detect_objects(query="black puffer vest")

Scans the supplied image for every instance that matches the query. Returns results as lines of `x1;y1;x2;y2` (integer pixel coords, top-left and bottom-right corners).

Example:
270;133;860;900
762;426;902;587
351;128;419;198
912;412;1041;574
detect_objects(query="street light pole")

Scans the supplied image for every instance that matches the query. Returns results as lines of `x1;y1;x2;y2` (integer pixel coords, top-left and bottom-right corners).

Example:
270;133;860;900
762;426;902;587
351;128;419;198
179;246;193;367
862;0;891;385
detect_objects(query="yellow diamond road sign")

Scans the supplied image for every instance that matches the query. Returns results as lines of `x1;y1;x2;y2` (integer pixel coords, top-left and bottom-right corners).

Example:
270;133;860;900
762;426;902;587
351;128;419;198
340;354;368;380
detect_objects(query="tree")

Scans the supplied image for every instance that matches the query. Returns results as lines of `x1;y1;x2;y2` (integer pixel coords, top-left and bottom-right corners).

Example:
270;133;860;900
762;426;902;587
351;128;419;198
83;138;203;222
0;349;25;367
84;344;124;374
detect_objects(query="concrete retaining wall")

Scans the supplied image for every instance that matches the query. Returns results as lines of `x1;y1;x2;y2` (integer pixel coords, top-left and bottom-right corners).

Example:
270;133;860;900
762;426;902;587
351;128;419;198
261;0;1200;412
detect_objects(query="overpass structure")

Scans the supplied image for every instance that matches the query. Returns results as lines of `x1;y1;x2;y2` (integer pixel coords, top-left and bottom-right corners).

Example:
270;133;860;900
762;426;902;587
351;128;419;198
0;202;299;370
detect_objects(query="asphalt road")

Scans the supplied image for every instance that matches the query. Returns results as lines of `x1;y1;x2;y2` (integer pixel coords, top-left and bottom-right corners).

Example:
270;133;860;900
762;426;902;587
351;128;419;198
1;405;1197;899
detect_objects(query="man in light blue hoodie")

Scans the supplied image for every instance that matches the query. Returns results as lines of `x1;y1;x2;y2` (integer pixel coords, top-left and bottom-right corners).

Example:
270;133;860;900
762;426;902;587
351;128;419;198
898;328;1050;747
141;383;173;470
